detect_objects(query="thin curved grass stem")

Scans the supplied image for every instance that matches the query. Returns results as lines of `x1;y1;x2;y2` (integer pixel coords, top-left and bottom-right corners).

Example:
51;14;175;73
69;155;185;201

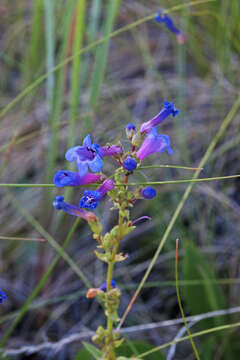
175;239;200;360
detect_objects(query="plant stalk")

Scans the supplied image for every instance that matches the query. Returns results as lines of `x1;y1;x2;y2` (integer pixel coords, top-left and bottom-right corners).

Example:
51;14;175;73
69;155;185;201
105;210;124;359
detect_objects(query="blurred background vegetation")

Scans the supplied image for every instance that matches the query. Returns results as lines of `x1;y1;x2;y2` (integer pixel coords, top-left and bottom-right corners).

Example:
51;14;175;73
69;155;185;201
0;0;240;359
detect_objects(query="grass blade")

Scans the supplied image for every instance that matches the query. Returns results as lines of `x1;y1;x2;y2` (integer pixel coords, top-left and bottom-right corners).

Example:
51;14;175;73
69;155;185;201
175;239;200;359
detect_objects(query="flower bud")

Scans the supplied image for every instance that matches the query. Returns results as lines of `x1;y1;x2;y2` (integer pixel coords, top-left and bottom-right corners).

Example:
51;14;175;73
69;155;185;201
123;157;137;171
86;288;99;298
125;123;136;140
141;187;157;199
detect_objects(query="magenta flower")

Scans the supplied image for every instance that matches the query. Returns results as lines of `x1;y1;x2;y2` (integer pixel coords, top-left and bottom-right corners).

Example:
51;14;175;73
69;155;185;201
53;196;97;222
53;171;101;188
65;134;104;176
79;179;115;210
101;145;122;157
140;100;179;134
136;126;173;161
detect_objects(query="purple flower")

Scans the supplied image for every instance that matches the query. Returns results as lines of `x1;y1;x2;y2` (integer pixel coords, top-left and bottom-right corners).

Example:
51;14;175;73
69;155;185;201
123;157;137;171
65;134;104;176
53;196;97;222
101;145;122;157
0;290;7;304
100;280;116;292
155;10;185;44
141;187;157;199
140;101;179;134
136;126;173;161
79;179;114;210
126;123;136;139
98;179;115;195
53;171;101;188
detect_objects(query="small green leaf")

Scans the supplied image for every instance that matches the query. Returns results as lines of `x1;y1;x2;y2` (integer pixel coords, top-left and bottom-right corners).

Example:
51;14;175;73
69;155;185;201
94;250;109;263
74;348;91;360
82;342;102;359
200;338;215;359
116;340;165;360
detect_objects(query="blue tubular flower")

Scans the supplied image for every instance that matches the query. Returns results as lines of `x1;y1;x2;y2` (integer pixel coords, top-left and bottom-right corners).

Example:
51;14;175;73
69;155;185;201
101;145;122;157
79;190;101;210
0;290;7;304
100;280;116;292
98;179;115;196
53;196;97;222
141;187;157;199
53;171;101;188
65;134;104;176
79;179;115;210
140;100;179;134
136;126;173;161
123;157;137;171
155;10;185;44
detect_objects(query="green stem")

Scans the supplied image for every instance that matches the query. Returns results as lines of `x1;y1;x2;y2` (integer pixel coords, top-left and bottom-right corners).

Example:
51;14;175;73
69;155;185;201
1;174;240;188
105;212;123;359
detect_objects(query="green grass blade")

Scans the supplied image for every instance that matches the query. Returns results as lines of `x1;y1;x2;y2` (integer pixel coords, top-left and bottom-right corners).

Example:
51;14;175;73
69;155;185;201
68;0;86;148
24;0;44;83
45;0;76;186
175;239;200;359
88;0;121;109
88;0;102;43
43;0;55;106
138;322;240;357
1;174;240;188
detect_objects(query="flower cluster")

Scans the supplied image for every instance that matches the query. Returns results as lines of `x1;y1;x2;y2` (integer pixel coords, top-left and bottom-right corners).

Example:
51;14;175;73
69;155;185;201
53;135;122;222
53;100;178;220
52;99;178;355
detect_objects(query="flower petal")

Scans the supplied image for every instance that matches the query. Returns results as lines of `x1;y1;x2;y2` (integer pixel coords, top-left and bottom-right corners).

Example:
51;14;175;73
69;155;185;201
65;146;80;161
89;155;104;173
83;134;92;147
76;160;89;176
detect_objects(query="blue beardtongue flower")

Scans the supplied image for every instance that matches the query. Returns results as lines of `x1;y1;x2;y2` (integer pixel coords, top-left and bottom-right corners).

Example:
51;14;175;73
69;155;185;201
53;196;97;222
140;100;179;134
65;134;104;176
53;171;101;187
79;179;115;210
137;126;173;161
155;10;185;44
